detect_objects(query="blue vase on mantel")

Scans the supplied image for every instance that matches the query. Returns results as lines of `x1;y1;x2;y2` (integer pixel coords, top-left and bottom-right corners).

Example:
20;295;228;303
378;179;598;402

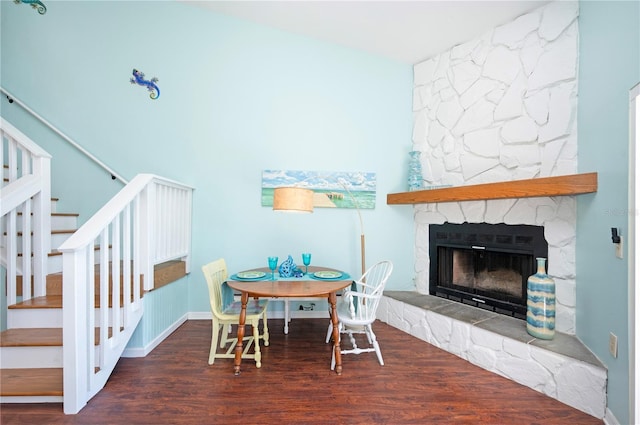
526;257;556;340
407;151;423;191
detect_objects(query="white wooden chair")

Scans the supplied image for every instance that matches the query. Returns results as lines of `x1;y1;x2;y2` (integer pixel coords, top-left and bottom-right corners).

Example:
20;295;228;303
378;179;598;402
325;260;393;370
202;259;269;367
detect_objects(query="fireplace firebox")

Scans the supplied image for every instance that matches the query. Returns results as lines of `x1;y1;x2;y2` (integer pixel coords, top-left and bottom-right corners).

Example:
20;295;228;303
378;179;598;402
429;223;548;319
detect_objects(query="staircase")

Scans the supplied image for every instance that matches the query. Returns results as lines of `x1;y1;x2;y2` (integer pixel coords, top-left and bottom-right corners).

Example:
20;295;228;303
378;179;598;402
1;117;194;413
1;197;188;402
1;198;84;401
1;200;187;401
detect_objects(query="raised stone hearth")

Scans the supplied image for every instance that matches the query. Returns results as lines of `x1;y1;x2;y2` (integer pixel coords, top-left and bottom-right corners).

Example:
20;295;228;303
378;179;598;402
378;291;606;419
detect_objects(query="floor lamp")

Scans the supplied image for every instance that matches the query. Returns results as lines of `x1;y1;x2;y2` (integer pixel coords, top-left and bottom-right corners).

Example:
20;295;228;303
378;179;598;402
273;185;366;277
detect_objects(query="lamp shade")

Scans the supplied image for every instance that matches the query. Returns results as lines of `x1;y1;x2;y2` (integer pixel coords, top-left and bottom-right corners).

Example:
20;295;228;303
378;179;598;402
273;187;314;213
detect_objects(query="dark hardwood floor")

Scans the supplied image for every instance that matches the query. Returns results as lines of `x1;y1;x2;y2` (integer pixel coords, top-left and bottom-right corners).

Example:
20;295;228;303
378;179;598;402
1;319;603;424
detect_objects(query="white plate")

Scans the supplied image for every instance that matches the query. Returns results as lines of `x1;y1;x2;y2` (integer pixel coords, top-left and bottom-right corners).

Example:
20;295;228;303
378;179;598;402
236;271;266;279
313;270;342;279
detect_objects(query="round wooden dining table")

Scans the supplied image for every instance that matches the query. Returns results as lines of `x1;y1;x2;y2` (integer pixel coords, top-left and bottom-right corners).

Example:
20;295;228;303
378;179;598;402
226;266;353;375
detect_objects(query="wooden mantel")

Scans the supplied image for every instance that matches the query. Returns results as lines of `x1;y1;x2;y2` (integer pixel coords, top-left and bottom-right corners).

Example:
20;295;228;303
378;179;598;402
386;172;597;205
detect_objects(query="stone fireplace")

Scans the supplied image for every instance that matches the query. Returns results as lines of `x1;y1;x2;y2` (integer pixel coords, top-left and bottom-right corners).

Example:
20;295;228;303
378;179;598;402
380;1;607;418
411;0;579;335
429;222;547;319
379;1;606;419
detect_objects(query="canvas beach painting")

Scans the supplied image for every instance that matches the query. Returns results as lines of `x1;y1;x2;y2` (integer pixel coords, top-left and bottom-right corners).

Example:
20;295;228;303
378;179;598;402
262;170;376;209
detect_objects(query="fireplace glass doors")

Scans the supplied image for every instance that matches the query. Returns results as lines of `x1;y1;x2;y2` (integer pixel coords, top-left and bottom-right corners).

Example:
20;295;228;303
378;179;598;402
429;223;547;319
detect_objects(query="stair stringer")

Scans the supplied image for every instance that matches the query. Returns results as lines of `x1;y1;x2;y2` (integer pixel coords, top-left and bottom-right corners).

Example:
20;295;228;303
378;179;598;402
85;306;143;402
62;254;145;414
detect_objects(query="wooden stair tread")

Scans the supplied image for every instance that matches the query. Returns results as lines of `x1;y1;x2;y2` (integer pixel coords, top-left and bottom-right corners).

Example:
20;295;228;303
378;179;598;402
154;260;187;289
0;327;117;347
18;251;64;257
9;295;62;309
51;229;76;234
0;368;63;396
17;245;105;258
16;259;186;298
0;328;62;346
9;260;185;308
16;212;79;217
6;229;75;237
0;327;116;347
8;294;140;309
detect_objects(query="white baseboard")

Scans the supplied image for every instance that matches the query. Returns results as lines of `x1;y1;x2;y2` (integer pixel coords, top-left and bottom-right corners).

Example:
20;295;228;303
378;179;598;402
124;310;330;358
121;314;188;358
284;310;329;319
188;310;329;320
603;408;621;425
122;310;336;356
188;312;210;320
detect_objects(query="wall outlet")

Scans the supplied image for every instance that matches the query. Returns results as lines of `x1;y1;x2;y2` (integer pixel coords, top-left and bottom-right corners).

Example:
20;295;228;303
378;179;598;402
609;332;618;358
615;236;624;259
298;303;315;311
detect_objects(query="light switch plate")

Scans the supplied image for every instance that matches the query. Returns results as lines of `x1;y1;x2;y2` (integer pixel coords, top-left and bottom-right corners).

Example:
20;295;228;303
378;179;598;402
609;332;618;358
615;236;624;259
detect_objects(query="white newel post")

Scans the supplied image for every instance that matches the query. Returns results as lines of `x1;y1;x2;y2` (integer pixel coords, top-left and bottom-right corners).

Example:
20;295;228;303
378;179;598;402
62;249;90;414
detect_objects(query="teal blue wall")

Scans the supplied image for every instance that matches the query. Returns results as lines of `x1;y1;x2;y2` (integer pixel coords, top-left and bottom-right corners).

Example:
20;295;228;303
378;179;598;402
577;1;640;424
1;2;414;347
127;277;189;348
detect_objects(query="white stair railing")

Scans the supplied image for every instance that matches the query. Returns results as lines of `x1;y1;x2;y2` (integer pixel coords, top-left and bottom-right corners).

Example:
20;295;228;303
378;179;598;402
58;174;193;414
1;118;51;303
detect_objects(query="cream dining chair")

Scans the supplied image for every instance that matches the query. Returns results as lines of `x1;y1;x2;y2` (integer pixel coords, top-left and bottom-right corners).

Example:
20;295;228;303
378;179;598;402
202;258;269;367
325;260;393;370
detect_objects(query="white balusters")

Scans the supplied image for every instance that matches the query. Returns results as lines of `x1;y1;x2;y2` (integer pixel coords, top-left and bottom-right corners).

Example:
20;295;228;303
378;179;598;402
58;174;193;413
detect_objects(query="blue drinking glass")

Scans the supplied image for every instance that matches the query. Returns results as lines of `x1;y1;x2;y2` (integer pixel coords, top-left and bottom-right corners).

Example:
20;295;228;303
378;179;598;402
302;253;311;275
268;256;278;280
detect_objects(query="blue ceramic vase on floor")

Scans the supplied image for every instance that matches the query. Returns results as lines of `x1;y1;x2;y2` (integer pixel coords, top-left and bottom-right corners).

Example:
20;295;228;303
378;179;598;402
526;257;556;340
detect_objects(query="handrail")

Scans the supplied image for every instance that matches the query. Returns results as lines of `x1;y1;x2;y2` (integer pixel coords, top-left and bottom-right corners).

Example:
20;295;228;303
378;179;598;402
0;117;51;160
59;174;155;248
1;175;42;216
0;86;128;184
1;117;52;301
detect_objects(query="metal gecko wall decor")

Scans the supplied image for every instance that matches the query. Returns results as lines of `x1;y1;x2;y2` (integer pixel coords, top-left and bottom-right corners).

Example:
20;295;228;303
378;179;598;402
15;0;47;15
130;69;160;100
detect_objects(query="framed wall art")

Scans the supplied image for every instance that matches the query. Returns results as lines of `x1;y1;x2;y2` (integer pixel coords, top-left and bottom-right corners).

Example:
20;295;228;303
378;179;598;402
261;170;376;209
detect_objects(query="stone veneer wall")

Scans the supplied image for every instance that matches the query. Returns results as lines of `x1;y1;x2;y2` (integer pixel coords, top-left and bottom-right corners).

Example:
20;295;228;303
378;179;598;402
411;1;580;334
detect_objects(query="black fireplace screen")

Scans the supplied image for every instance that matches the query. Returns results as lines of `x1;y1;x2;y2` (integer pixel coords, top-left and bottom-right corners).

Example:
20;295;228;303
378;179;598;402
430;223;547;319
439;247;530;301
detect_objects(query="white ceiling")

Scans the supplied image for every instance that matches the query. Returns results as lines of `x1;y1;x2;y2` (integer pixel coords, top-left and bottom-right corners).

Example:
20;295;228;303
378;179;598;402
182;0;550;64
